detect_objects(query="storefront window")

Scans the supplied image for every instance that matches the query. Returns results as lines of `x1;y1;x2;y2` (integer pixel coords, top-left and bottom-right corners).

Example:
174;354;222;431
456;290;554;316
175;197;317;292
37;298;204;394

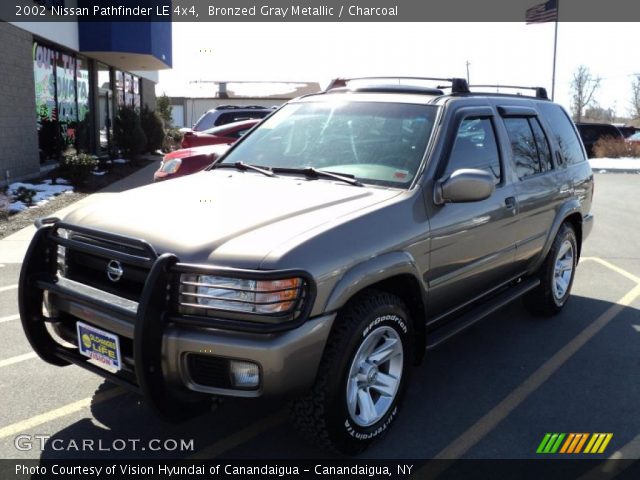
115;71;124;106
56;51;77;152
33;42;59;161
124;73;133;106
33;42;97;159
75;56;91;152
97;63;113;154
115;71;140;109
133;77;141;108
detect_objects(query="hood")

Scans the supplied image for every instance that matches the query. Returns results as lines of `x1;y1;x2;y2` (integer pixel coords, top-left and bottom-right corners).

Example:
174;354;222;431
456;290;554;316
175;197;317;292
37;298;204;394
166;143;230;159
63;169;402;267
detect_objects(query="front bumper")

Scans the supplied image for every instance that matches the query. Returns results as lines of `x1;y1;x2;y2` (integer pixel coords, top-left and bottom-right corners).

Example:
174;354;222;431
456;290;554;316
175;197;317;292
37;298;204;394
19;221;332;419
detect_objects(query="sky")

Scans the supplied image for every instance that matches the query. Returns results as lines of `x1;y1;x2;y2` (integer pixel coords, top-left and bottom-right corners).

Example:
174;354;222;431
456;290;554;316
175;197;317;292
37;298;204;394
157;22;640;118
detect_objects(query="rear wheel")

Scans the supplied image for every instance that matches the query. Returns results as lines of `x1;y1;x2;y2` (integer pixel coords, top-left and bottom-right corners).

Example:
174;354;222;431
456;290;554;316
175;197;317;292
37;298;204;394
524;223;578;316
291;290;413;454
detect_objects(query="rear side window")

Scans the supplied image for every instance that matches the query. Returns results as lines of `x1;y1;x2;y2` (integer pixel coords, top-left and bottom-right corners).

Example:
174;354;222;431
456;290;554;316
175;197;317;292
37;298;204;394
214;111;269;126
538;104;585;166
530;118;552;171
443;117;501;184
503;118;542;179
193;112;216;131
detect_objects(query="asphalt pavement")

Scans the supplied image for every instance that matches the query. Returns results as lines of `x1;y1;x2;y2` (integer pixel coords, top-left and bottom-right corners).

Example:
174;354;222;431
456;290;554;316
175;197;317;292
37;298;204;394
0;172;639;466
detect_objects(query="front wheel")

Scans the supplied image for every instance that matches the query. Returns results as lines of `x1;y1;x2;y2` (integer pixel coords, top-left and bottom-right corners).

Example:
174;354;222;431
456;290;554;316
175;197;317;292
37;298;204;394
524;222;578;316
291;290;413;454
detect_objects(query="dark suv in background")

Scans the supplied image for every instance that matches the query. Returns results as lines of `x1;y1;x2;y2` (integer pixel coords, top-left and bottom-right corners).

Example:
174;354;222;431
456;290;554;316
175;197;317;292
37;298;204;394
20;77;593;454
575;122;624;157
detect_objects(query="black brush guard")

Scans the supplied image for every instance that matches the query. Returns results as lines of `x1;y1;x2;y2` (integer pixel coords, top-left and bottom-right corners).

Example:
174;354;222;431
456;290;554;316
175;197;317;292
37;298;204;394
18;220;314;421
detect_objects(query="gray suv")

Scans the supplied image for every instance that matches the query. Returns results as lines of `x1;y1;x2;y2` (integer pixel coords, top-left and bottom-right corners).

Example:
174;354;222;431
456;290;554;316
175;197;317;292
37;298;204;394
19;77;594;454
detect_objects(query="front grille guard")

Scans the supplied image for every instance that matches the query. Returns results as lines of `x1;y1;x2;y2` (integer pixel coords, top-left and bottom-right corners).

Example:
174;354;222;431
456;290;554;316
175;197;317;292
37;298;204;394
20;219;316;420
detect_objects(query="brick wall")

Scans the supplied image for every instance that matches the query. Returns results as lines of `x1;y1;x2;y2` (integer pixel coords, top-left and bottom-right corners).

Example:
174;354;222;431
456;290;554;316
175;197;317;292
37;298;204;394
0;23;39;186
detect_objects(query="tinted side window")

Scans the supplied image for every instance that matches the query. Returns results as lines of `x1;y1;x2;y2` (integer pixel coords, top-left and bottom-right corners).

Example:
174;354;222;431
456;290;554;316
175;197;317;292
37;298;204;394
538;104;585;166
504;117;542;179
214;110;269;126
194;112;216;131
444;118;501;184
530;118;552;171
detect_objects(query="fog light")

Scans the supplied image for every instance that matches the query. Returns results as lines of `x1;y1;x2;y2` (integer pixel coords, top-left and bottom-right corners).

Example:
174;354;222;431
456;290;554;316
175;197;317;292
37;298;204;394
229;360;260;388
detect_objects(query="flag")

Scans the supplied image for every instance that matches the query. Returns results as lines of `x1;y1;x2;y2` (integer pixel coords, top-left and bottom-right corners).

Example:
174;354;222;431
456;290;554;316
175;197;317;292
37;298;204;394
526;0;558;23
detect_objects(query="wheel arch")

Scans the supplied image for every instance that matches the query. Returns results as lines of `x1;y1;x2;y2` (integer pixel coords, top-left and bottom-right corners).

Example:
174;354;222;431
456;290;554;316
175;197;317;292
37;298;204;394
324;252;427;364
528;200;583;275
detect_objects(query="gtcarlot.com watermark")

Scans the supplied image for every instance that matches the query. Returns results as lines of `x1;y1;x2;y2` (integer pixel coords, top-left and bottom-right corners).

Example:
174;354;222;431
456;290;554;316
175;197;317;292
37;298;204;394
14;434;194;452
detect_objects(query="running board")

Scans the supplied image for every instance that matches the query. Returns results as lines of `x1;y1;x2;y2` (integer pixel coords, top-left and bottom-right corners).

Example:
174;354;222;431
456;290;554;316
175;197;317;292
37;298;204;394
425;278;540;350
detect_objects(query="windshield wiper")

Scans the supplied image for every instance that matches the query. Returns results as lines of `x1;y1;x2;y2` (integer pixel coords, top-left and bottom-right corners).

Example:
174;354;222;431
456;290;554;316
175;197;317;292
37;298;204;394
274;167;363;187
215;161;276;178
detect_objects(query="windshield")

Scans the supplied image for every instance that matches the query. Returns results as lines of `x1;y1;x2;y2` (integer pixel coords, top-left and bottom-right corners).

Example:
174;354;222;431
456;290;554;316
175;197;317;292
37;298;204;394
218;101;438;187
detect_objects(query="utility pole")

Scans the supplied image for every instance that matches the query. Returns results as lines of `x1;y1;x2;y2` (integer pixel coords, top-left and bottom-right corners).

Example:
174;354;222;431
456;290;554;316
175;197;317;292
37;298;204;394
465;61;471;83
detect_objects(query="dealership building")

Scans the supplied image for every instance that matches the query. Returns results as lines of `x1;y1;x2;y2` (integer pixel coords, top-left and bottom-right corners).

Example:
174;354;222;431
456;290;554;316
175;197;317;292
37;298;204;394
0;19;172;186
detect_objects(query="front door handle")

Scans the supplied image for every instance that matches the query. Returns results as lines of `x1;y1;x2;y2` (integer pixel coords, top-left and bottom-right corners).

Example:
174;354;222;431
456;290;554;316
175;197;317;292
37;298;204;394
505;196;516;209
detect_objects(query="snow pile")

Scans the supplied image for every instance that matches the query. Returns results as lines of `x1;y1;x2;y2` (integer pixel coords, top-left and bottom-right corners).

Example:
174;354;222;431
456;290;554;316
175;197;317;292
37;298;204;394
7;181;73;213
589;157;640;172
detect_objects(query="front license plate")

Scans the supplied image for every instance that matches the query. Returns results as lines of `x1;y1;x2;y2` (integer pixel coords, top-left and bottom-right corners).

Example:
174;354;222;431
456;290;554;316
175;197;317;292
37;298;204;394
76;321;121;371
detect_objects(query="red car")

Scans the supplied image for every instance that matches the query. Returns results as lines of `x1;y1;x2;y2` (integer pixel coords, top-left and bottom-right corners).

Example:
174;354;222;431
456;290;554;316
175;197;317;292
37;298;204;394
154;143;230;182
181;119;260;149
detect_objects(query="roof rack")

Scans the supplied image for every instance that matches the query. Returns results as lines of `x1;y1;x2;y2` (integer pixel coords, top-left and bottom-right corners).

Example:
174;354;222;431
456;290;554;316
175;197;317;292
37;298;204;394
468;85;549;100
326;77;470;94
213;105;271;110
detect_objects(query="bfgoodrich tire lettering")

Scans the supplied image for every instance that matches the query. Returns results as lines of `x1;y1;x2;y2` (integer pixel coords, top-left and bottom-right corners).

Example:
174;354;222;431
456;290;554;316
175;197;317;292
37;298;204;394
291;290;412;454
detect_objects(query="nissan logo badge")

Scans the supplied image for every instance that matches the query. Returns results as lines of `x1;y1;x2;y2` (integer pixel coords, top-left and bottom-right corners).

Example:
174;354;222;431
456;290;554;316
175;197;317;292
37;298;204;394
106;260;124;282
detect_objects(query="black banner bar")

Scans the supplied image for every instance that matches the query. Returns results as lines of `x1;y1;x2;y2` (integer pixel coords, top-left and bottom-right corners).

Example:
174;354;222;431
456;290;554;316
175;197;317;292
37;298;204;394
2;459;640;480
2;0;640;22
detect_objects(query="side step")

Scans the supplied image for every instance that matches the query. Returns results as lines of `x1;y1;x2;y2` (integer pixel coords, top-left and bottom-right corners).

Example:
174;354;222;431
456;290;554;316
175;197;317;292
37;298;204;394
425;277;540;350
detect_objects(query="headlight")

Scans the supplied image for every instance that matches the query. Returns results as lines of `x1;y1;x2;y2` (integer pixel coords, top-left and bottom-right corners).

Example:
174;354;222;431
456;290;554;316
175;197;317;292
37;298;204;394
56;228;69;276
160;158;182;174
179;274;303;315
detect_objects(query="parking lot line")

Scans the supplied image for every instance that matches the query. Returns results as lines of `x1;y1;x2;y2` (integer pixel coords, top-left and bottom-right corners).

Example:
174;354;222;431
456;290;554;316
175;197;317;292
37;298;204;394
0;386;124;440
412;281;640;477
581;257;640;285
189;409;287;459
0;284;18;293
0;314;19;324
0;352;37;368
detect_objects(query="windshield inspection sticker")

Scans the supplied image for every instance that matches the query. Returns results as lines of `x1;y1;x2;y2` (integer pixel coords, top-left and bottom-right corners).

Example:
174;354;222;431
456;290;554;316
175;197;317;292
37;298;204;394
76;321;121;371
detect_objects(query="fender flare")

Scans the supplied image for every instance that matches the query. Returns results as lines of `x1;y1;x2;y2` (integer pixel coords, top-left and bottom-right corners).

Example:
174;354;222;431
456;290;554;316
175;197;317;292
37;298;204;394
323;251;427;315
528;199;582;274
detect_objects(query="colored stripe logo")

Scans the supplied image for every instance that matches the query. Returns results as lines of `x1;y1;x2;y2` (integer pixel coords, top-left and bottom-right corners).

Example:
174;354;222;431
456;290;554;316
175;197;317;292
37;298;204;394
537;433;613;454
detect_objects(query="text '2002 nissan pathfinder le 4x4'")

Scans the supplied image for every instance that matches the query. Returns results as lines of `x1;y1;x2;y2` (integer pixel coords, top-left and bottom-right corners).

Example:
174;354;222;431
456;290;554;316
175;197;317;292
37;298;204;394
19;77;593;454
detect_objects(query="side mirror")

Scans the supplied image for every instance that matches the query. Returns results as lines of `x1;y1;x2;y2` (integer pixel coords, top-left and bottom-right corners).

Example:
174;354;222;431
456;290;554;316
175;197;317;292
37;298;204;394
435;168;495;204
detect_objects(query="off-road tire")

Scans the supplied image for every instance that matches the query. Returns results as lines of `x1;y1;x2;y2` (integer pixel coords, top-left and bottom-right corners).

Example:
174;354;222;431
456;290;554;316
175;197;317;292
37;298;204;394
291;290;413;454
523;222;578;316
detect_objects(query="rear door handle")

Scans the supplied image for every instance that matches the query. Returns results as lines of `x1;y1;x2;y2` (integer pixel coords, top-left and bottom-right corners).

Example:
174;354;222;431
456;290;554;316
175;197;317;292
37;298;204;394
505;196;516;209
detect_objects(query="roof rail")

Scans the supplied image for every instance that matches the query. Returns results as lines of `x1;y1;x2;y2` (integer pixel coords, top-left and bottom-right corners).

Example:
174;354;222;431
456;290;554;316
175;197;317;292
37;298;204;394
468;85;549;100
326;77;470;94
213;105;271;110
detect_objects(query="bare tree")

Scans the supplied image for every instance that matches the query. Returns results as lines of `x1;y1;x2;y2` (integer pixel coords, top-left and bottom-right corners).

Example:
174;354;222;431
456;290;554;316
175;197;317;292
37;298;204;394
570;65;601;122
631;75;640;120
585;105;615;123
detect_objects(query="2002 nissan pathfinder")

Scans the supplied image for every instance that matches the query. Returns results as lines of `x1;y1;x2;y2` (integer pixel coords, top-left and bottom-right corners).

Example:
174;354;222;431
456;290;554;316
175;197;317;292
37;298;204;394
19;77;593;453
